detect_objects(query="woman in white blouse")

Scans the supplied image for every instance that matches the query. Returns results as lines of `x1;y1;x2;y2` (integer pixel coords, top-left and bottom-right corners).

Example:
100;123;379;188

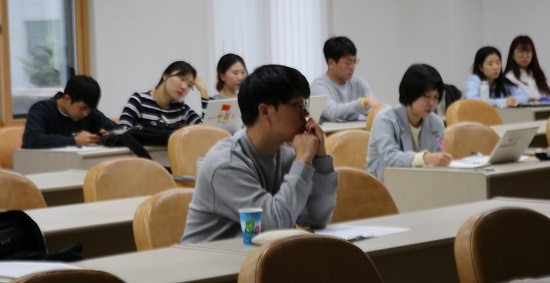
504;35;550;100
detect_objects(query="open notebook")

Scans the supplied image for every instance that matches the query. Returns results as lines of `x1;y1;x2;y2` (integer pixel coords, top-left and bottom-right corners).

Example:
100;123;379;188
203;98;242;134
449;126;538;168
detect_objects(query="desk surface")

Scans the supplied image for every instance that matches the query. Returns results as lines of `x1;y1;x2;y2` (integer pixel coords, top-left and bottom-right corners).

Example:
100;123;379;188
321;121;366;134
26;169;87;192
75;246;248;283
490;119;547;136
496;106;550;124
26;196;148;258
383;158;550;213
179;197;550;283
26;196;147;235
26;169;87;206
14;146;168;174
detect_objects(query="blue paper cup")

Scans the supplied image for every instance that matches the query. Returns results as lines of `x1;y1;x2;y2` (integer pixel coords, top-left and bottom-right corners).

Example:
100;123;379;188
239;208;263;245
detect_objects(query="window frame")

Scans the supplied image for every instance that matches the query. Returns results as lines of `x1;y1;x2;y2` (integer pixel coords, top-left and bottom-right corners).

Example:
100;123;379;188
0;0;90;126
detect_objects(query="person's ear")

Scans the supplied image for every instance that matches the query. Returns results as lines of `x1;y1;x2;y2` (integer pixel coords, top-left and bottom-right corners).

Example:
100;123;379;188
328;58;337;68
258;103;271;122
63;93;72;103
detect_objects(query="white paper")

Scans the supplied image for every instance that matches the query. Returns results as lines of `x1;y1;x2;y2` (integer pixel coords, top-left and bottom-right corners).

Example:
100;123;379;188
52;146;107;152
314;225;408;242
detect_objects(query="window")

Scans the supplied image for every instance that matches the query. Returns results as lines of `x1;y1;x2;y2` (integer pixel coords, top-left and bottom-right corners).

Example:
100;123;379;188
0;0;89;125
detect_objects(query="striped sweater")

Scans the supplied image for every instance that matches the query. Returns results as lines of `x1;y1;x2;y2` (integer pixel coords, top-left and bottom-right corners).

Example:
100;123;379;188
118;91;202;129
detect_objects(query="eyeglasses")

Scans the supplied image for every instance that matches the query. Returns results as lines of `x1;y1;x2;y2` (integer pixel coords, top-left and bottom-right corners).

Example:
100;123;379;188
515;49;533;56
344;58;360;67
287;99;310;112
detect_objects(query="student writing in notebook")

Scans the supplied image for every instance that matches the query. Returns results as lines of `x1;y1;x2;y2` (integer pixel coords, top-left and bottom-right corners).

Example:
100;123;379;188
182;65;338;243
22;75;118;149
462;46;529;107
200;53;248;116
118;61;202;130
310;36;381;123
366;64;452;180
504;35;550;100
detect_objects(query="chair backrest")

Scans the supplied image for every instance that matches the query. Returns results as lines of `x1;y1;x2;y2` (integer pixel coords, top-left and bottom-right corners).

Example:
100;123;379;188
454;207;550;283
11;269;125;283
546;116;550;146
83;157;177;202
325;130;370;169
238;235;383;283
445;100;503;126
365;105;384;131
331;167;398;223
133;188;194;251
0;125;24;169
443;122;500;159
0;169;47;210
168;124;231;187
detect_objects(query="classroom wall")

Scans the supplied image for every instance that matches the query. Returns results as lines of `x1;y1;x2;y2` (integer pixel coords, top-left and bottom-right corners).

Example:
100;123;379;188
89;0;550;117
88;0;210;117
330;0;550;104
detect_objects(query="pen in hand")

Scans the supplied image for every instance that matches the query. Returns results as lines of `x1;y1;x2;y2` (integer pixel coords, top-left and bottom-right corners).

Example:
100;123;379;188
437;137;446;153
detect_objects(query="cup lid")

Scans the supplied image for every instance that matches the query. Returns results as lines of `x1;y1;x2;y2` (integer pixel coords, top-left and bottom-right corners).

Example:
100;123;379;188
238;207;263;213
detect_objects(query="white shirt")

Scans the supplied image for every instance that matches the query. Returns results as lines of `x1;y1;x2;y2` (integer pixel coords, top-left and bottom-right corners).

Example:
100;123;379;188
505;69;548;99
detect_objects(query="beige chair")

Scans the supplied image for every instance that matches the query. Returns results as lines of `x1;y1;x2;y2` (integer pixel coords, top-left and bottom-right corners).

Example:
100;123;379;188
325;130;370;169
0;169;47;210
83;157;177;202
365;105;384;131
546;116;550;146
443;122;500;159
0;125;24;169
168;125;231;187
133;188;194;251
238;234;383;283
11;269;125;283
331;167;398;223
445;99;503;126
454;207;550;283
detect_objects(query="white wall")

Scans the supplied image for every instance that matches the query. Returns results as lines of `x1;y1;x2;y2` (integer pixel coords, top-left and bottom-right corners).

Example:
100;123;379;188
330;0;482;104
88;0;211;117
329;0;550;104
89;0;550;116
483;0;550;74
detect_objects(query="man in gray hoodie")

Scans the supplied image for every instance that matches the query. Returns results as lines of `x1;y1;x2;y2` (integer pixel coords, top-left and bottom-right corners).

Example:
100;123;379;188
182;64;338;244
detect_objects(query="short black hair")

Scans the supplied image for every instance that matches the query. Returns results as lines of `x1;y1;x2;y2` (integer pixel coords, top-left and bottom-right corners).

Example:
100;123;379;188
63;75;101;109
398;64;444;106
238;65;310;126
323;36;357;64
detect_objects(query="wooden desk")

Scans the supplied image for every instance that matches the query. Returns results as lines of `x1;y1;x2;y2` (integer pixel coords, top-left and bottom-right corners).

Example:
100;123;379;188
321;121;366;134
181;198;550;283
14;146;168;174
383;158;550;213
75;246;248;283
491;120;548;147
496;106;550;124
26;170;87;206
25;196;148;259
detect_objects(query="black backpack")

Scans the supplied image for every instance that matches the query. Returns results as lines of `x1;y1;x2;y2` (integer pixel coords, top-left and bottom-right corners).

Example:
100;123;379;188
0;210;83;261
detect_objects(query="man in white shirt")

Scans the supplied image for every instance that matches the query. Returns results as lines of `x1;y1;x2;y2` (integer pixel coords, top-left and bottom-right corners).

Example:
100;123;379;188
311;36;381;123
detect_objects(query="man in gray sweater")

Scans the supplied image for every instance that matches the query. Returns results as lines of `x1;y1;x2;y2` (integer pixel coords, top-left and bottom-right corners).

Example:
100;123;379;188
182;64;338;244
311;36;381;123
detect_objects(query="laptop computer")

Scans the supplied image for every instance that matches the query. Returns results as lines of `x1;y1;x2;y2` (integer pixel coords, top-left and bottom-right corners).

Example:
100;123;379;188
308;95;328;122
203;98;242;134
449;126;538;168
